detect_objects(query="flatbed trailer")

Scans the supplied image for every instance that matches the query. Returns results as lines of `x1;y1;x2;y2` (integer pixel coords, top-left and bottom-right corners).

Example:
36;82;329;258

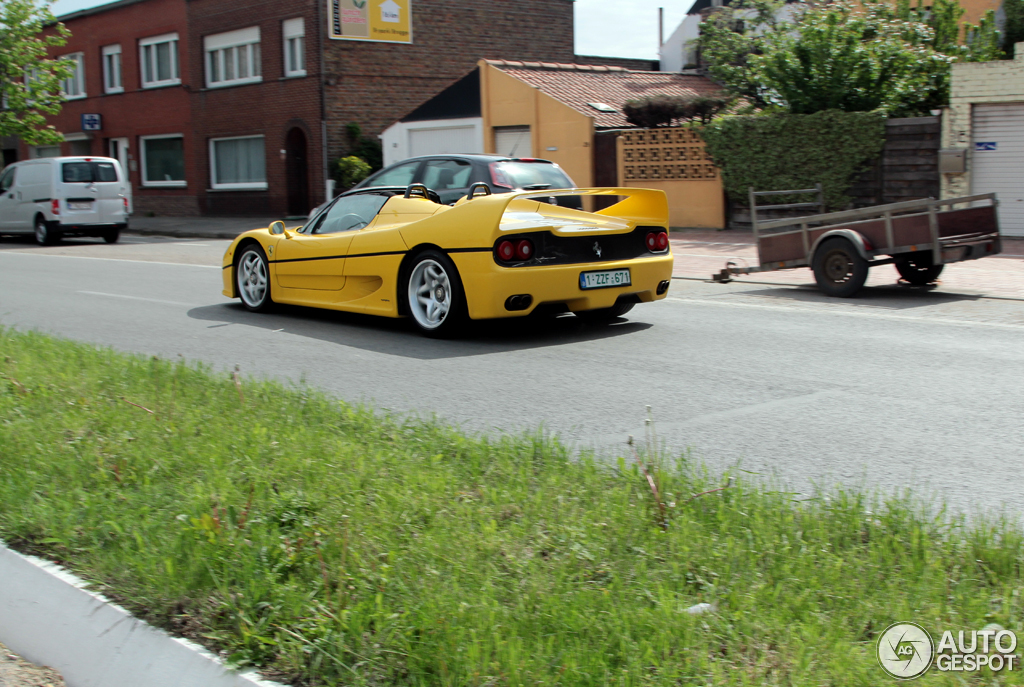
712;191;1002;297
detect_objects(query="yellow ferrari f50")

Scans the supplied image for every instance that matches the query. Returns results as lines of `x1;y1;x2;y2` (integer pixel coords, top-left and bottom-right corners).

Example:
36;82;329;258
221;183;674;336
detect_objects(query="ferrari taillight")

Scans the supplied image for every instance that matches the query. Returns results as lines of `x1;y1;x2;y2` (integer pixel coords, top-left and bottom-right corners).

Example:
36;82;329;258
647;231;668;252
515;239;533;261
51;199;60;215
497;240;516;261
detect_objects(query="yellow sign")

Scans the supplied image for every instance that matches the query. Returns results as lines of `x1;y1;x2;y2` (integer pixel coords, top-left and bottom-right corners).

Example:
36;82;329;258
329;0;412;43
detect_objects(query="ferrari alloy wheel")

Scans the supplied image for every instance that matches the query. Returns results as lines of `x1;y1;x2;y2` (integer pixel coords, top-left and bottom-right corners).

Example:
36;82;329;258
406;250;466;337
237;245;273;312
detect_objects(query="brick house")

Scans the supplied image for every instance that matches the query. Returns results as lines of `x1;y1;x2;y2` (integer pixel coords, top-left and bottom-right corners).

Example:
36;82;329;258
22;0;617;216
23;0;197;216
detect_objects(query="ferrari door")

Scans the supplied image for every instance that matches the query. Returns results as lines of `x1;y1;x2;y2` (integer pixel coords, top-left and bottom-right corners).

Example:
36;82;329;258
272;193;391;302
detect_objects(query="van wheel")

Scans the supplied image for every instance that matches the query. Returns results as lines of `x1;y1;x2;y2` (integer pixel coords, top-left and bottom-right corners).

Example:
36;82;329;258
34;216;60;246
103;229;121;244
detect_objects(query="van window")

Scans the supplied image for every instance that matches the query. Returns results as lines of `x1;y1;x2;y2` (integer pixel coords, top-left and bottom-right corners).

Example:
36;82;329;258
0;167;14;192
62;161;119;183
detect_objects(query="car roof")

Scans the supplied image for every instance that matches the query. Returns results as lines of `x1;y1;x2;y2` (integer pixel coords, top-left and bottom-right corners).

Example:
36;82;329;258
389;154;556;165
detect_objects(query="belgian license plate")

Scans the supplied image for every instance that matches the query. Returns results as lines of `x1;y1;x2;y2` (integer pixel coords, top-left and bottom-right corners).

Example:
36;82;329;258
68;201;92;210
579;268;631;290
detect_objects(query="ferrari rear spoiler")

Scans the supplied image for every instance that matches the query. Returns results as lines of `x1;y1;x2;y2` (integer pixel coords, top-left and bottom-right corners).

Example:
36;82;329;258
495;187;669;228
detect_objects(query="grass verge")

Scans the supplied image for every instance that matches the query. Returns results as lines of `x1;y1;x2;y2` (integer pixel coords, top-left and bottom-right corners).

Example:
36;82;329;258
1;327;1022;686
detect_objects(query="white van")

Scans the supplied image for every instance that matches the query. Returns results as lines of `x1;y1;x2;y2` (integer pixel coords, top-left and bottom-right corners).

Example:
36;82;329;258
0;156;130;245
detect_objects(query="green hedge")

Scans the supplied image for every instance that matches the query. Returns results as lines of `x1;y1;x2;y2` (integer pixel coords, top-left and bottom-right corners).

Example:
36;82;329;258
701;110;887;211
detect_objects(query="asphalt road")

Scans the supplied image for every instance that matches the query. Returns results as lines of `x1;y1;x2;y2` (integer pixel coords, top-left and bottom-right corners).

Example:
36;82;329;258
2;235;1023;515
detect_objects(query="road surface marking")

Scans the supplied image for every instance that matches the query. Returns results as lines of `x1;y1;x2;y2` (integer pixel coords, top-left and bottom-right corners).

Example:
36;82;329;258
77;290;195;307
0;252;220;269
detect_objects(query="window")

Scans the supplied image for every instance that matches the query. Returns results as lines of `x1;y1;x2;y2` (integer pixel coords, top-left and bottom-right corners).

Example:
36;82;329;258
422;159;471;190
139;33;180;88
210;135;266;189
61;53;86;99
0;167;15;192
311;194;388;234
31;145;61;159
205;27;261;88
367;160;420;187
283;18;305;77
62;161;118;183
141;134;186;186
102;45;122;93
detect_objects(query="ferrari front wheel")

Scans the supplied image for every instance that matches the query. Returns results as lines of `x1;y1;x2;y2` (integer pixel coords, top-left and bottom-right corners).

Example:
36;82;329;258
406;250;466;337
236;244;273;312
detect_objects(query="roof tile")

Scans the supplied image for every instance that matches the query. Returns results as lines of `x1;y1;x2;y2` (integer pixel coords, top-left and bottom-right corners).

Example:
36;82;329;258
487;61;722;129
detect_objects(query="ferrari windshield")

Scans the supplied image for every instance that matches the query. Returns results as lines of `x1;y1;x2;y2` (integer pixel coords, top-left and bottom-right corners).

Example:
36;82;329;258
493;161;574;190
311;193;390;234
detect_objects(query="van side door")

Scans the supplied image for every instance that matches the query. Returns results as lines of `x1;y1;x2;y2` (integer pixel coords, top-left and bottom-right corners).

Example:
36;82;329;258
0;167;17;230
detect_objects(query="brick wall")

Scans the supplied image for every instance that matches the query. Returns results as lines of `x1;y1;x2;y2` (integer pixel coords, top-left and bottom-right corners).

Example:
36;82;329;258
29;0;198;214
941;42;1024;198
323;0;575;165
189;0;324;216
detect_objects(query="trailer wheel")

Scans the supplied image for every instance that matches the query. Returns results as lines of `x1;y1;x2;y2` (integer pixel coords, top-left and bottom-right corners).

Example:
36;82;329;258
895;254;943;285
812;237;869;297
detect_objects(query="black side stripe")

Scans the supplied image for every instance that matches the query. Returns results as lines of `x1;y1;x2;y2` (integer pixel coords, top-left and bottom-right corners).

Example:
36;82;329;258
33;198;51;203
267;247;492;265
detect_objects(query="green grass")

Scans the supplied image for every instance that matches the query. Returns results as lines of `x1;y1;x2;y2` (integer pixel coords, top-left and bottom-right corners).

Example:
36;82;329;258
1;327;1022;686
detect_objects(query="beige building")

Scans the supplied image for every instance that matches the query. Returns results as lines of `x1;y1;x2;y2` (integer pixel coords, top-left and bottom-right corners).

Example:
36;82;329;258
941;42;1024;236
381;60;728;229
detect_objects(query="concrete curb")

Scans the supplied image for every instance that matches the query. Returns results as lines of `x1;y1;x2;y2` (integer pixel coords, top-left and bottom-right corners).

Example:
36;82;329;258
0;541;289;687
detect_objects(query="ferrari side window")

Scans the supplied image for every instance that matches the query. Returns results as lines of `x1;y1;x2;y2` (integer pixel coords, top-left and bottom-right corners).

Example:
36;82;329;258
314;194;390;234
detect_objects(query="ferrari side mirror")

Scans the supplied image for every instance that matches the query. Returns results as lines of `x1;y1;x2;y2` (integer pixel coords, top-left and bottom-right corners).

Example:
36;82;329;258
269;220;286;235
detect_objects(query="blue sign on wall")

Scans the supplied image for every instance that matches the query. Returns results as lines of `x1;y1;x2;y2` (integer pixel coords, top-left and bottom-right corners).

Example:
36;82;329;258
975;141;997;151
81;113;102;131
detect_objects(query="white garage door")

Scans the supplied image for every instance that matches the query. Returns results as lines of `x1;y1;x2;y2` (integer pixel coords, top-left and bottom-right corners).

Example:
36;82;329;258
972;103;1024;237
408;126;478;158
493;126;531;158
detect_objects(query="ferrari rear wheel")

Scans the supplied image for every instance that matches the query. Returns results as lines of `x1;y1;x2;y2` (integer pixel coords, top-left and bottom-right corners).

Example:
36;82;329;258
236;244;273;312
406;250;466;337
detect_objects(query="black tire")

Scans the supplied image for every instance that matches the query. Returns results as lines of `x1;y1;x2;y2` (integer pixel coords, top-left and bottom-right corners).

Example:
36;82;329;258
812;237;869;298
34;216;60;246
103;229;121;244
235;244;274;312
575;300;635;322
895;254;943;285
404;249;467;338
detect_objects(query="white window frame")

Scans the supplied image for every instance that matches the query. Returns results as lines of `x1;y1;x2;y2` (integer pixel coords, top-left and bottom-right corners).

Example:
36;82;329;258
139;33;180;89
140;133;186;187
61;52;86;100
102;44;123;94
204;27;262;89
282;18;305;77
209;135;267;190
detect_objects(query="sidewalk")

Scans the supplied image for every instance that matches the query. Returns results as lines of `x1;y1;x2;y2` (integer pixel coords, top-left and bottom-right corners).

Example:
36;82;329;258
670;228;1024;300
126;215;287;239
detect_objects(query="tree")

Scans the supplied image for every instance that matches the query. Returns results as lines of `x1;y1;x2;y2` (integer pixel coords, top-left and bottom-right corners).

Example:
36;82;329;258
332;155;371;190
697;0;1002;116
0;0;73;144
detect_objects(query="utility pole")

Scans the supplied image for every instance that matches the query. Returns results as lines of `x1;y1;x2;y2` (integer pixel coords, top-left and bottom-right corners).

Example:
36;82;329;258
658;7;664;46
